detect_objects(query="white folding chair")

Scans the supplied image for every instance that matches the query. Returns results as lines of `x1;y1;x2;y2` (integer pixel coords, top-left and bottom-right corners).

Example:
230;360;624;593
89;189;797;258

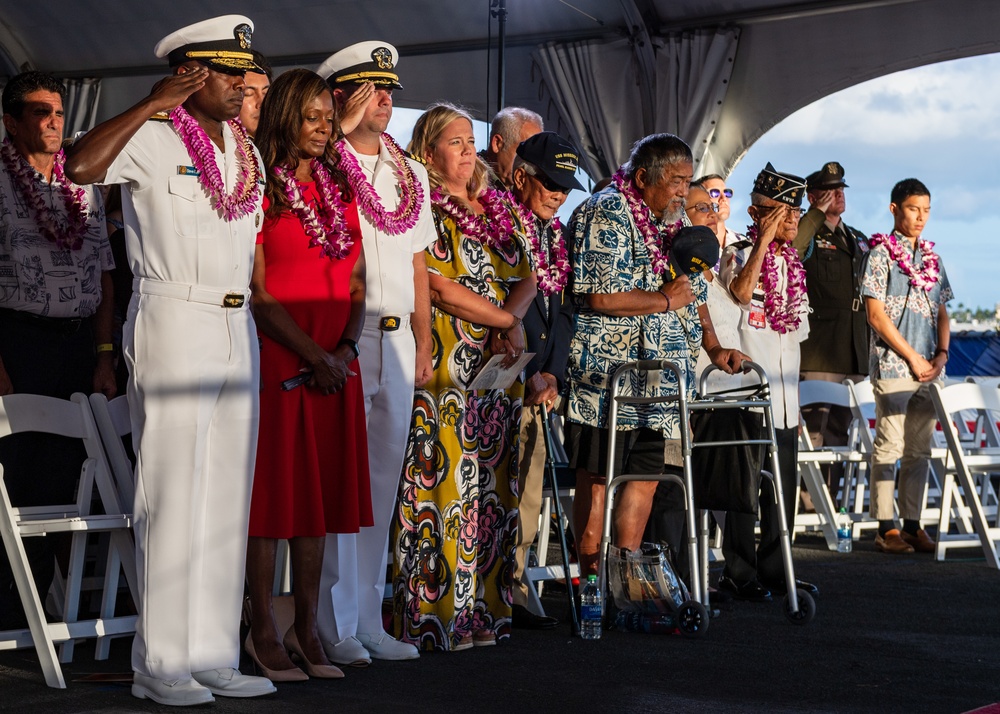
86;394;141;659
929;382;1000;567
0;393;137;688
796;380;871;549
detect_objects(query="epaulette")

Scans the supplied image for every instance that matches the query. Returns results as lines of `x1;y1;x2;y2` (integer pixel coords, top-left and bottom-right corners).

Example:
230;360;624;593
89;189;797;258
730;239;753;250
149;112;172;122
405;149;425;165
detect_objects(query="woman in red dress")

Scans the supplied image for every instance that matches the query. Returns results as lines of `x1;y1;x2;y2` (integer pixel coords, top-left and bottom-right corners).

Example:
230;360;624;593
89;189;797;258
245;68;372;681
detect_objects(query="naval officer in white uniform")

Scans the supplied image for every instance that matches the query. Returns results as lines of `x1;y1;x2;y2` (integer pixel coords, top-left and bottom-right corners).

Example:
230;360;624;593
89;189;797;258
66;15;275;707
312;42;436;666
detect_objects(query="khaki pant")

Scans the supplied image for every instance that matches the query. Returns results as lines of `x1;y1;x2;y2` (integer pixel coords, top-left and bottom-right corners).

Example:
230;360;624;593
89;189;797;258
513;404;549;607
870;377;939;521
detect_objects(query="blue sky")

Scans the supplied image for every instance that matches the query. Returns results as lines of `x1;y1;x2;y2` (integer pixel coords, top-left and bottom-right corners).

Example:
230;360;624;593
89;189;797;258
727;53;1000;312
388;52;998;311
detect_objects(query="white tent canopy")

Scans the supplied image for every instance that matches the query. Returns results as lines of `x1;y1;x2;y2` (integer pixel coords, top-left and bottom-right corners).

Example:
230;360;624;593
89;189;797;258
2;0;998;177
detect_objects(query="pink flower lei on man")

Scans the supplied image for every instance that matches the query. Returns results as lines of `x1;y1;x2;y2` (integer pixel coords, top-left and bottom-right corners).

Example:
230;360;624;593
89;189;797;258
612;168;681;276
868;232;940;292
508;198;569;296
0;138;90;250
745;224;808;334
337;133;422;235
169;106;260;221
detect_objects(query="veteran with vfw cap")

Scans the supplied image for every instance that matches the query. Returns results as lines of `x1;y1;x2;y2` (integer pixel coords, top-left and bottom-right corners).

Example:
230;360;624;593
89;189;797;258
65;14;274;707
717;162;817;603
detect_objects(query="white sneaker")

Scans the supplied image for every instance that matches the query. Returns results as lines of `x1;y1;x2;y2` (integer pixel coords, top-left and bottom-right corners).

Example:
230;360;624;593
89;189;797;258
132;673;215;706
324;635;372;667
191;668;277;698
356;631;419;660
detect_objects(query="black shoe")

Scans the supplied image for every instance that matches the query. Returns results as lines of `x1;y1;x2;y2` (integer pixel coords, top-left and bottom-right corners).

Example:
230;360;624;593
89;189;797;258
759;578;819;597
708;586;733;605
512;604;559;630
717;576;772;603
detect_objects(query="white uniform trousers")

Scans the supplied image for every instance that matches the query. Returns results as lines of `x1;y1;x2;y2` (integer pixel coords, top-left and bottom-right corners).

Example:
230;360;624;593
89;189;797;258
318;322;415;642
126;293;260;679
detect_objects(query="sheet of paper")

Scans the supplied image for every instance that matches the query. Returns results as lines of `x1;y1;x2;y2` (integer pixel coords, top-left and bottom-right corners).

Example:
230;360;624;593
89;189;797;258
466;352;535;390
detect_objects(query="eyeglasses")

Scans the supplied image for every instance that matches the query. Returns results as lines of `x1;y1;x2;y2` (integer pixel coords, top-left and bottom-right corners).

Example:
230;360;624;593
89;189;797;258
707;188;733;200
686;201;720;215
528;171;570;195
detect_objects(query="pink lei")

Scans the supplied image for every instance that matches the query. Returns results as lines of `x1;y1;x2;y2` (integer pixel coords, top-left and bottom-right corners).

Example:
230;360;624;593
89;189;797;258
1;139;89;250
274;160;353;260
612;168;681;276
868;232;940;292
745;225;808;334
430;186;516;247
509;199;569;296
169;107;260;221
337;134;423;235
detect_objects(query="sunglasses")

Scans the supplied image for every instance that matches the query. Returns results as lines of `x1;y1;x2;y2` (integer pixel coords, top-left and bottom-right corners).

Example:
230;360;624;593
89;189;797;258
529;171;570;195
707;188;733;199
686;201;720;215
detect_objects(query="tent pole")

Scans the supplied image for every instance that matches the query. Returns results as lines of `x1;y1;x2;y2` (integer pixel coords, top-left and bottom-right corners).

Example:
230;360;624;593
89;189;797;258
493;0;507;110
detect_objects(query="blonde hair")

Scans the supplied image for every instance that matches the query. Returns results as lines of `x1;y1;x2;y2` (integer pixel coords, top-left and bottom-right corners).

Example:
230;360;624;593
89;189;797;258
408;102;488;201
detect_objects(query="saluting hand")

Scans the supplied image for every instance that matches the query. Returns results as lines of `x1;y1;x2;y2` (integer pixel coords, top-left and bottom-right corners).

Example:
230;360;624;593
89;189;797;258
147;66;209;114
339;82;376;136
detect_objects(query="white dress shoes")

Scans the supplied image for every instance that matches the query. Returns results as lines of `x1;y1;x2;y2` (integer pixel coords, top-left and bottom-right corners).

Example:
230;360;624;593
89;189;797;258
191;668;277;698
324;635;372;667
357;631;420;660
132;673;215;707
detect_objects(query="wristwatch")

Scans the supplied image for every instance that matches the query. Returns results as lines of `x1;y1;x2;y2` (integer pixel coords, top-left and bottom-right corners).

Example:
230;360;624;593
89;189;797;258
338;338;360;359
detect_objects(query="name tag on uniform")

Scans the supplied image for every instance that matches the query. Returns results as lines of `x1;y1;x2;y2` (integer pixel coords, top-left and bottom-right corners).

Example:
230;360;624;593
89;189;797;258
748;289;767;330
816;238;836;250
177;165;201;176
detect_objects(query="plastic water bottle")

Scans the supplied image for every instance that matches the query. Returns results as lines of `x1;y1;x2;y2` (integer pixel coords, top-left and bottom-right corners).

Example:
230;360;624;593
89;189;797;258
837;508;853;553
579;575;603;640
613;610;676;634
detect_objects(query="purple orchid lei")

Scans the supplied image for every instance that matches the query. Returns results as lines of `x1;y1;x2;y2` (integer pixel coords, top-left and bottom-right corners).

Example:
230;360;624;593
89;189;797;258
508;198;569;295
274;160;353;260
430;185;516;247
1;139;89;250
337;133;422;235
868;232;940;292
612;168;682;276
745;224;808;334
169;106;260;221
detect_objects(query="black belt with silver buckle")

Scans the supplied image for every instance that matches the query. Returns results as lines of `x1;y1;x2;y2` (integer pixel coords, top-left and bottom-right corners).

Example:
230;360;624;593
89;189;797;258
379;316;402;331
223;293;246;308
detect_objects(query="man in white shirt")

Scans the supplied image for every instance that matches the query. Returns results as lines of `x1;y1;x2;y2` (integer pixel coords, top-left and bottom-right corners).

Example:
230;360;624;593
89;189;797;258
719;163;817;602
66;15;275;706
313;41;435;666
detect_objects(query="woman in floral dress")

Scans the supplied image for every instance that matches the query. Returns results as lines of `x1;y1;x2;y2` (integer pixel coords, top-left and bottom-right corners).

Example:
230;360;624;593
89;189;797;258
392;103;536;651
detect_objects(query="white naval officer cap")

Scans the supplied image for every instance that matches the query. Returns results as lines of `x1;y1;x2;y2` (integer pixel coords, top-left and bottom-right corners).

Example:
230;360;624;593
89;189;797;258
154;15;260;74
316;41;403;90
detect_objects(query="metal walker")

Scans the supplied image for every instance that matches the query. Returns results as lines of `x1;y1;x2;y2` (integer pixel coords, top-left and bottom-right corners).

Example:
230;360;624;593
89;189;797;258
595;359;816;631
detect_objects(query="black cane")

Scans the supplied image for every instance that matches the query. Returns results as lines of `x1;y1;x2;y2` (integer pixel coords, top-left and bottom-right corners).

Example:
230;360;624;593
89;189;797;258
540;404;580;635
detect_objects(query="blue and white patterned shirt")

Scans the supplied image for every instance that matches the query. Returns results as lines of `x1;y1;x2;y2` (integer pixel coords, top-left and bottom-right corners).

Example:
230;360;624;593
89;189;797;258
860;231;953;380
567;186;707;436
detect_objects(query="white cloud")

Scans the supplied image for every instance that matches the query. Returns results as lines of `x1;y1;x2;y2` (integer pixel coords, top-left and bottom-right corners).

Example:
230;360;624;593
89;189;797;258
776;53;1000;145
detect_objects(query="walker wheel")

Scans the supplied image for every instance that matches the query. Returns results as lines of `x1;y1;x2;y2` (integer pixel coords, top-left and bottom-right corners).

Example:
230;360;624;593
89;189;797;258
783;589;816;625
677;600;710;638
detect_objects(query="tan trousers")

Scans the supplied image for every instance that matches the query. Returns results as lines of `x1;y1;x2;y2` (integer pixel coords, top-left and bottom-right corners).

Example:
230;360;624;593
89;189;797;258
870;377;939;521
513;405;548;607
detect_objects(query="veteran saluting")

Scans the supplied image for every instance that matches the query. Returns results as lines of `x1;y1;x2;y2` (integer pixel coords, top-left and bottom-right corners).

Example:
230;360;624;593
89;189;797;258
66;15;275;706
